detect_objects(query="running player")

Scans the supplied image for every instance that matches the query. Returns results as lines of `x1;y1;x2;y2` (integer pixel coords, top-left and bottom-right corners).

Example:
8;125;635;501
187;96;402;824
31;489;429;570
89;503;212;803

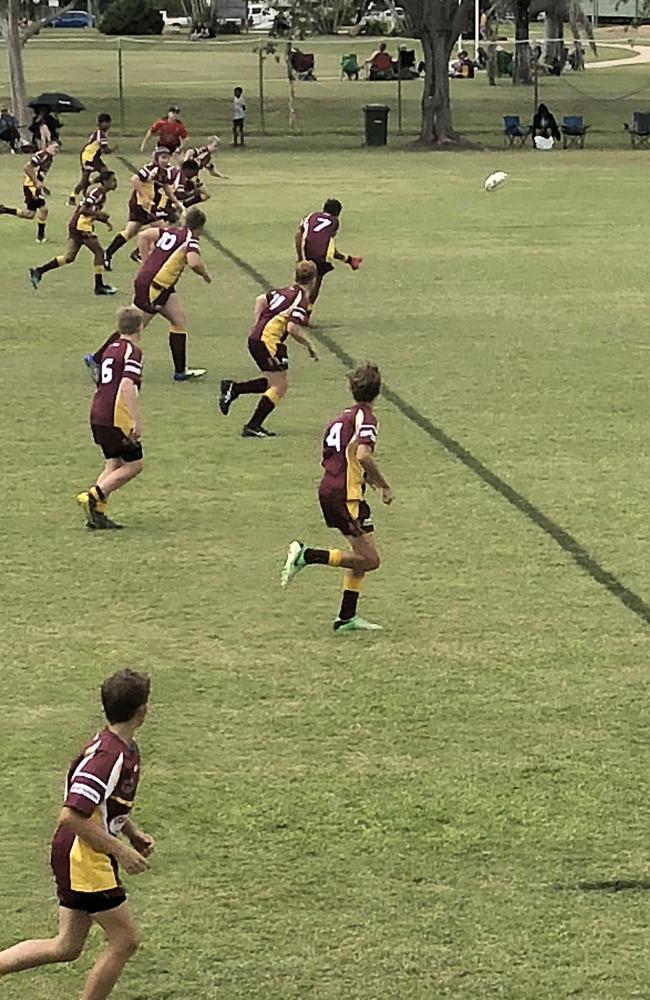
183;135;228;188
0;140;59;243
296;198;362;308
103;148;182;269
77;307;144;531
140;105;187;155
219;260;319;437
69;113;113;205
0;668;153;1000
29;170;118;297
281;362;393;632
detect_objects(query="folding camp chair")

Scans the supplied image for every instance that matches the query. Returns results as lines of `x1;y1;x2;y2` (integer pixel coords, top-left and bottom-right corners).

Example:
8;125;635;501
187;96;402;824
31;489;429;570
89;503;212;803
341;53;361;80
290;50;316;81
561;115;589;148
397;48;418;79
624;112;650;148
503;115;529;147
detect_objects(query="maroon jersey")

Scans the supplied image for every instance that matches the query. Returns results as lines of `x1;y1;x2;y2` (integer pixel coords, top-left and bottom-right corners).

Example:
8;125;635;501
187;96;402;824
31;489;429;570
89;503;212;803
249;285;310;352
81;127;110;164
51;729;141;894
24;149;53;192
137;225;200;291
184;145;213;172
133;160;169;211
69;184;107;236
319;403;378;501
90;337;143;432
164;165;200;206
299;210;340;263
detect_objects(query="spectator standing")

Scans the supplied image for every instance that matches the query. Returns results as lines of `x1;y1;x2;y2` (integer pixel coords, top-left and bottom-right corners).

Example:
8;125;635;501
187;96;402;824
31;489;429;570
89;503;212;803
233;87;246;147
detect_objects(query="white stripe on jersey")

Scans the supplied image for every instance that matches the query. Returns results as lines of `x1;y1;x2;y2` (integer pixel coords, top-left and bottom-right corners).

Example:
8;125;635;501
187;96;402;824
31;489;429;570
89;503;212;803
69;782;101;805
75;769;108;790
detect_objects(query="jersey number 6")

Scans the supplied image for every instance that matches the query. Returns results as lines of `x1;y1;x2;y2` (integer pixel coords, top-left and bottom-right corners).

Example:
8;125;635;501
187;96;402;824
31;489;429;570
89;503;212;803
100;357;114;384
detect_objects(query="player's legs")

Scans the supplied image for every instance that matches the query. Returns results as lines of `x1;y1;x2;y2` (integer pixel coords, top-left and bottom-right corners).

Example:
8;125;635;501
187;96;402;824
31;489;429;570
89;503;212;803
310;269;324;306
0;906;91;976
73;166;92;200
86;234;116;295
242;369;287;436
104;220;141;266
36;204;48;243
0;205;36;220
159;295;206;380
30;238;80;289
334;531;380;629
80;902;140;1000
96;456;144;497
78;436;143;530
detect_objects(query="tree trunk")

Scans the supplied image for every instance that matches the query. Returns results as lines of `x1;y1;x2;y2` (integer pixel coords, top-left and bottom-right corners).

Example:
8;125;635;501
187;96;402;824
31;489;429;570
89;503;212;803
544;11;564;64
512;0;531;85
3;0;29;140
419;28;457;143
285;40;296;131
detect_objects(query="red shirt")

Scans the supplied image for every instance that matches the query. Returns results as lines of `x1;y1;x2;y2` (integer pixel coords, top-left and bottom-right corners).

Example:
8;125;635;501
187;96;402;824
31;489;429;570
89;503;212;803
150;118;188;151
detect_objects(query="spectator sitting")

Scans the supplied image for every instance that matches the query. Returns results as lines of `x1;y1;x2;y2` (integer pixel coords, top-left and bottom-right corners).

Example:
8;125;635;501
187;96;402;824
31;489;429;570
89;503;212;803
449;50;474;78
366;41;394;81
0;105;20;152
533;102;560;141
271;11;290;36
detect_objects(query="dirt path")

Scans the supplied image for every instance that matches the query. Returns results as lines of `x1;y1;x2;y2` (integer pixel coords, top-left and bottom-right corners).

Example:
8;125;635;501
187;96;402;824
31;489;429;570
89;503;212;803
587;43;650;69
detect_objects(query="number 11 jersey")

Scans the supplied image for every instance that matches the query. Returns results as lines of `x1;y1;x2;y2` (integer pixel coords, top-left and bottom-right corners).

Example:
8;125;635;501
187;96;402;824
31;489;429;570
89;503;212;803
319;403;378;501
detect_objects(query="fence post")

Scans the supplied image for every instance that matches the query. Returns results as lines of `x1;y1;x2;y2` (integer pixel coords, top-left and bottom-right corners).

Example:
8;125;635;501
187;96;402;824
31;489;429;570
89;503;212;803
397;46;403;134
117;37;125;135
259;49;265;134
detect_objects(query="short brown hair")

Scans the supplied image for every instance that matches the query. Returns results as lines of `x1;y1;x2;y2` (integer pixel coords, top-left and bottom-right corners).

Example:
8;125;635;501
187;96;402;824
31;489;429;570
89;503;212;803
348;362;381;403
117;306;144;336
186;206;206;231
101;669;150;724
295;259;317;285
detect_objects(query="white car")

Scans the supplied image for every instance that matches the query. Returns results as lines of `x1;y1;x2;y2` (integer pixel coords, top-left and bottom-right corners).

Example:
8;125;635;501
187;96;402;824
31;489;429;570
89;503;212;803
160;9;191;30
248;4;277;29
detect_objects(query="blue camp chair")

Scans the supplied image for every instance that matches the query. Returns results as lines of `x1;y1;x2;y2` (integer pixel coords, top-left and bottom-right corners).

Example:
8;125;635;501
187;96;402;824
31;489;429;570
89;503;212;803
503;115;530;147
624;112;650;148
562;115;589;148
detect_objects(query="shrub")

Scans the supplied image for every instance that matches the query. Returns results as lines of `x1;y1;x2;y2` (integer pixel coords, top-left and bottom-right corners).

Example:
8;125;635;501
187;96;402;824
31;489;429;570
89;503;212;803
100;0;163;35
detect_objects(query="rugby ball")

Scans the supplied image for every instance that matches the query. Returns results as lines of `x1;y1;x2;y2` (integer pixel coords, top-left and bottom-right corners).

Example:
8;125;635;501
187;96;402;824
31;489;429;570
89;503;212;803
484;171;508;192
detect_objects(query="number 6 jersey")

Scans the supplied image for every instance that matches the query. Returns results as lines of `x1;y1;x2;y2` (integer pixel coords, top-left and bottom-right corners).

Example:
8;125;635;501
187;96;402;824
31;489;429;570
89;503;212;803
90;338;143;433
319;404;378;501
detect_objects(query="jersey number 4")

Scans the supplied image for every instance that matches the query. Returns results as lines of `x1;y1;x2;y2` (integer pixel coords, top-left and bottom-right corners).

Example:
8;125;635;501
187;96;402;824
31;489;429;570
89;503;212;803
326;421;343;451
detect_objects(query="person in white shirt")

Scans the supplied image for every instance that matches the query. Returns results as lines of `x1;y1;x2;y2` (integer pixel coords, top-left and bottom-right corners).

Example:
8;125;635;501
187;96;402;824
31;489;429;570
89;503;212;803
233;87;246;147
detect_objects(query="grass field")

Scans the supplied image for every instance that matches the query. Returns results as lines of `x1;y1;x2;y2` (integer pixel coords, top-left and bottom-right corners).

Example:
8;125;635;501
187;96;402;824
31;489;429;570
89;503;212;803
3;32;650;1000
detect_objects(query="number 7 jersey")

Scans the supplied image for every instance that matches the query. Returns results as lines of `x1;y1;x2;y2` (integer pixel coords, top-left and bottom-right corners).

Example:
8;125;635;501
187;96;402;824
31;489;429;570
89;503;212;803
299;211;339;263
319;403;378;501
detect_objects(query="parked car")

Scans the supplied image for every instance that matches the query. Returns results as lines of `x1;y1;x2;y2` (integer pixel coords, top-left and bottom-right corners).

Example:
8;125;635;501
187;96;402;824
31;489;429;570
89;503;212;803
248;3;277;29
49;9;95;27
160;9;191;29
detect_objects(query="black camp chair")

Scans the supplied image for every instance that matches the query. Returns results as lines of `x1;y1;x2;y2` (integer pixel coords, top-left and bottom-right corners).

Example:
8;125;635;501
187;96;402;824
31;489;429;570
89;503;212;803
290;50;316;81
561;115;589;148
624;112;650;148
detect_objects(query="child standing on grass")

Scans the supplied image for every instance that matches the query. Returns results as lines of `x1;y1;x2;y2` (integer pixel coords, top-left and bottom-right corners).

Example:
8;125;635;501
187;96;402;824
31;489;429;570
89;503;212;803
233;86;246;146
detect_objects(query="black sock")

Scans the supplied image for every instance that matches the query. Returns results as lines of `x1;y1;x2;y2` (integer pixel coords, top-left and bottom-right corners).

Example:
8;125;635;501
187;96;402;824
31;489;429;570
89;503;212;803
246;394;274;429
2;207;18;216
304;548;330;565
169;332;187;374
93;484;106;502
235;377;267;396
37;222;46;240
105;233;127;258
39;257;61;275
338;590;359;622
93;330;119;364
94;272;104;291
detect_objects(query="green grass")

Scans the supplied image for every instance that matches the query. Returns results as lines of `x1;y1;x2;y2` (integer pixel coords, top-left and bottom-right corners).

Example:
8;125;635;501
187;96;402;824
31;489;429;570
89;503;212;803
3;34;650;1000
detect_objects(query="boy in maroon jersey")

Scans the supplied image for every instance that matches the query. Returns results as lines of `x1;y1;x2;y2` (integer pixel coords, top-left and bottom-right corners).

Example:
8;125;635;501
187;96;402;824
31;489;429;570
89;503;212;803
218;259;319;437
295;198;362;308
69;113;114;205
29;170;118;297
77;307;144;530
281;362;394;632
0;668;153;1000
0;140;59;243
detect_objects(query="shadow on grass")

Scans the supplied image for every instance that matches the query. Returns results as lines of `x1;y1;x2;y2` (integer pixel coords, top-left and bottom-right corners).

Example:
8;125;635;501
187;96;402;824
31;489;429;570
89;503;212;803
557;879;650;893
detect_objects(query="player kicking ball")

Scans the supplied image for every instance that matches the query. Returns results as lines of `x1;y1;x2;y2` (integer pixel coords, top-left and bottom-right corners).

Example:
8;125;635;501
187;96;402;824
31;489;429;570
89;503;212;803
0;668;153;1000
219;260;319;437
281;362;394;631
77;307;144;531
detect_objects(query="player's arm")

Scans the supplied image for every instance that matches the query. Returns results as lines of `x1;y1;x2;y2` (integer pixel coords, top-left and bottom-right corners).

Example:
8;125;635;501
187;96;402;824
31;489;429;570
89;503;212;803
187;249;212;284
357;443;393;504
119;377;142;441
131;172;154;210
137;225;161;262
121;816;155;858
58;807;149;875
333;247;363;270
162;182;184;216
139;126;153;152
254;293;268;322
287;321;319;361
24;161;41;191
294;227;303;259
208;163;228;179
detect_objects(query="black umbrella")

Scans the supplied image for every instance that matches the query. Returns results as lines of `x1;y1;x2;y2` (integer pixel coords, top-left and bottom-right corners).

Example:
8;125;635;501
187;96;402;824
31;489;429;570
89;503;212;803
29;92;85;114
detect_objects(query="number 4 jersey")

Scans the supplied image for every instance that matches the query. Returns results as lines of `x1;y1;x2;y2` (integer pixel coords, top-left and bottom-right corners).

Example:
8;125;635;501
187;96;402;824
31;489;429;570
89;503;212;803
319;403;378;501
90;338;143;434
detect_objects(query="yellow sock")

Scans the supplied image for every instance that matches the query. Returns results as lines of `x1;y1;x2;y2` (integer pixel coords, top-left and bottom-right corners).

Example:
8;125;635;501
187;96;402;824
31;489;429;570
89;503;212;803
94;264;103;276
89;486;107;514
265;386;282;406
120;229;129;241
328;549;343;567
56;255;66;267
343;570;364;592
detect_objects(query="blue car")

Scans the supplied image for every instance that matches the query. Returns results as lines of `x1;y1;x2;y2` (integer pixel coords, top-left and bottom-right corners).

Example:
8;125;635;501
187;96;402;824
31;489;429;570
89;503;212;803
50;9;95;27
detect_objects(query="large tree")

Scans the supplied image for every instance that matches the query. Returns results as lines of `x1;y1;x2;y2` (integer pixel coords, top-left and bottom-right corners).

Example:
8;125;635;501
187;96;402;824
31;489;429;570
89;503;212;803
0;0;74;140
400;0;474;143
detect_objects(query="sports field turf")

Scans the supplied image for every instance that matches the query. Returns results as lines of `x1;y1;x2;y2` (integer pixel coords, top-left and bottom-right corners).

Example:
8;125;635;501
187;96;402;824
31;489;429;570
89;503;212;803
2;32;650;1000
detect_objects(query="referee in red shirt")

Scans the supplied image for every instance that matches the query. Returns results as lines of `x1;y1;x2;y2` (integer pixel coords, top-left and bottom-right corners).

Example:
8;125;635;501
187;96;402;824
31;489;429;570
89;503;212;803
140;106;188;155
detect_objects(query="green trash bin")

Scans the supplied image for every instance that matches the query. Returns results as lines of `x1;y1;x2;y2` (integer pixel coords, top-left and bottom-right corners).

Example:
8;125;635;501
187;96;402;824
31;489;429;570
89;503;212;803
364;104;390;146
496;49;513;78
